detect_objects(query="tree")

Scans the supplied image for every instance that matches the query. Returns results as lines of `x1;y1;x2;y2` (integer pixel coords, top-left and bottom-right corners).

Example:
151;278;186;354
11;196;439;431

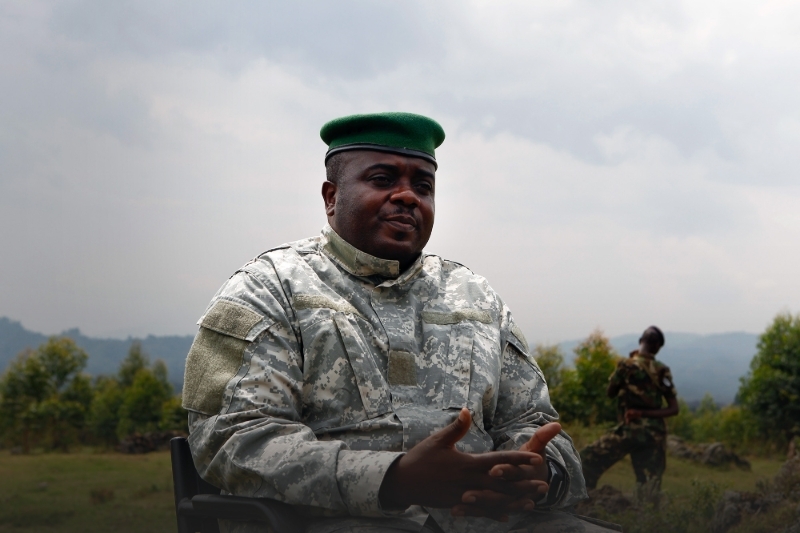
737;312;800;441
161;396;189;433
533;344;566;390
0;338;90;451
116;366;173;438
115;342;175;438
88;376;124;445
549;330;621;425
118;341;149;388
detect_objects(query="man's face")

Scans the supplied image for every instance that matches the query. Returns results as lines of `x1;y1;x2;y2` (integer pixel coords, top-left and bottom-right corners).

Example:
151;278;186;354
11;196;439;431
322;150;436;269
640;328;663;354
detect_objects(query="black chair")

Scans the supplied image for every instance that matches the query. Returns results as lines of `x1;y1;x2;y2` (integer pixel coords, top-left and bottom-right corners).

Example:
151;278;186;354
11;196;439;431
170;437;305;533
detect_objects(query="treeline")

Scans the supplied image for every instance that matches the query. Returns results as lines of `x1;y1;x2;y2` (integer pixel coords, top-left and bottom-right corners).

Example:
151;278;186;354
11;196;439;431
535;312;800;452
0;338;186;453
1;312;798;454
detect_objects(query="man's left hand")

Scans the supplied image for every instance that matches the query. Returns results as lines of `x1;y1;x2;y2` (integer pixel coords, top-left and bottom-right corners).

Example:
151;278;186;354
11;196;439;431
451;422;562;521
625;409;643;423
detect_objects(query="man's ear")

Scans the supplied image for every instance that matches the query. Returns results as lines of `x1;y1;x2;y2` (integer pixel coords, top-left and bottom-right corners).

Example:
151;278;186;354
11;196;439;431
322;180;337;217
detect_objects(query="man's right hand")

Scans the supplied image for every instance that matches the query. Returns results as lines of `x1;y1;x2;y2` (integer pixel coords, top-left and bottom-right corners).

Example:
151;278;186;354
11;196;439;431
624;409;643;424
378;408;546;520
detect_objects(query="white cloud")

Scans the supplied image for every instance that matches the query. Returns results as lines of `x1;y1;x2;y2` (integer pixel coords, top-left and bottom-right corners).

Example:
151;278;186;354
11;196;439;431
1;0;799;340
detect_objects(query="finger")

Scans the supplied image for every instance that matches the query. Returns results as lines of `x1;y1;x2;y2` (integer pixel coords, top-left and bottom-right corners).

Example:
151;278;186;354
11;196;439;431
461;489;515;506
483;476;549;497
433;407;472;448
461;488;543;506
519;422;562;453
511;480;549;495
489;463;538;481
471;450;542;472
504;498;538;513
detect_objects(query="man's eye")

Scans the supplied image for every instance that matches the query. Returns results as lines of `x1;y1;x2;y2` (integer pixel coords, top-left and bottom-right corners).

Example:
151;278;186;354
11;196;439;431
416;182;433;194
370;176;392;185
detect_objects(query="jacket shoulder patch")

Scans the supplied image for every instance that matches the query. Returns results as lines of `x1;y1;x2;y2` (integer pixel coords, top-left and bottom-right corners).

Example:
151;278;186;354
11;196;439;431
182;328;249;415
200;299;263;341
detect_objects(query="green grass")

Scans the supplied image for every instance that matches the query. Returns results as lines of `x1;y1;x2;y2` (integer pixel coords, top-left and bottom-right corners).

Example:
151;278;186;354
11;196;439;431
596;454;783;495
563;420;785;496
0;443;791;533
0;449;175;533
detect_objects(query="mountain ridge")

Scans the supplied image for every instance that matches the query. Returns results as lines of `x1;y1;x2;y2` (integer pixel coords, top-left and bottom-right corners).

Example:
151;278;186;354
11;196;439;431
0;317;758;403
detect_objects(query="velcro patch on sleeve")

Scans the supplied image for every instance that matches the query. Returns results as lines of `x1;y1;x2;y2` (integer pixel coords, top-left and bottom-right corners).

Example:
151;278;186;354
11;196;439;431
388;350;417;386
294;294;363;317
200;299;263;340
510;323;530;354
182;328;249;415
421;309;492;325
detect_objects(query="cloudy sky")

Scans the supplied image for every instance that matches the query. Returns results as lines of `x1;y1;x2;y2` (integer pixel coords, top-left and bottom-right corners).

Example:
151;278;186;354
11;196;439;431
1;0;799;343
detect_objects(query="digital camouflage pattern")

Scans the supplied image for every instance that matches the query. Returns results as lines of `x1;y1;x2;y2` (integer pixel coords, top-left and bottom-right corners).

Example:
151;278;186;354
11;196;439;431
580;352;677;496
184;225;598;533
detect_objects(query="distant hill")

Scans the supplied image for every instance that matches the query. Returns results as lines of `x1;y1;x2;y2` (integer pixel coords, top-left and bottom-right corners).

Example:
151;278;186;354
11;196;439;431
558;331;759;404
0;317;758;404
0;317;193;391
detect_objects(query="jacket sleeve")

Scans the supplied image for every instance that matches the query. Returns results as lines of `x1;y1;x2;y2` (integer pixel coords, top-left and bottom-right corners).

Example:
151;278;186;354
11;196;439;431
486;307;588;508
607;361;626;398
183;264;402;516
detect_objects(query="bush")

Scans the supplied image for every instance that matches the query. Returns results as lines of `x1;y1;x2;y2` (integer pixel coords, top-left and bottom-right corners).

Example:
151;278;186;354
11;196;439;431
88;377;124;446
0;338;188;451
666;394;767;453
117;368;172;438
542;330;621;425
0;338;90;452
738;312;800;441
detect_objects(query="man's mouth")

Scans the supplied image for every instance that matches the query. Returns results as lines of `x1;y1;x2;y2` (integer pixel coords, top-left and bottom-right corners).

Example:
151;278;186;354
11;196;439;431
382;214;417;232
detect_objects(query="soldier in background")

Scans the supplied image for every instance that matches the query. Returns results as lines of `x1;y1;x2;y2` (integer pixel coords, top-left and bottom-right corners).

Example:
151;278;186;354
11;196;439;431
579;326;679;504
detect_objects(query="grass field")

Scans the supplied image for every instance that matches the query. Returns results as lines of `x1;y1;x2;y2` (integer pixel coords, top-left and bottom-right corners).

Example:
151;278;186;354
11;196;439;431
0;445;789;533
0;449;175;533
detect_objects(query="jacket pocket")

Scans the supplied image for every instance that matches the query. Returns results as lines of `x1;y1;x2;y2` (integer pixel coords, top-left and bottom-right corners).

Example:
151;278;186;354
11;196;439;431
332;313;392;419
442;322;475;409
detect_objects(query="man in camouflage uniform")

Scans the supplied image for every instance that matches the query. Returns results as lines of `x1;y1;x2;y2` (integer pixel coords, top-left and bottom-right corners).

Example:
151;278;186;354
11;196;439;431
183;113;617;532
580;326;678;503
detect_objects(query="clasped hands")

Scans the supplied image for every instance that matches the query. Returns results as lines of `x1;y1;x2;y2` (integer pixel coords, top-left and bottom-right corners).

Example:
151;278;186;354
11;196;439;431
379;408;562;522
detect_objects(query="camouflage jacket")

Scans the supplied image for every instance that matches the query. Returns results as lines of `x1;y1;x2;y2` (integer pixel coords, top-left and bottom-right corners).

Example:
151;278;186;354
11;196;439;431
183;225;587;531
607;351;677;434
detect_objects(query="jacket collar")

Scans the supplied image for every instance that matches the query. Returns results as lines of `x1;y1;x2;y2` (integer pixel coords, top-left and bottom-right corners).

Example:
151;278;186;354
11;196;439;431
321;224;424;282
630;349;656;361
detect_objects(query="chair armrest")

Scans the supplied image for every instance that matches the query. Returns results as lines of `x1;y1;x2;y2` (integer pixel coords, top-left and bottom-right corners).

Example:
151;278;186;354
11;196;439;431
185;494;304;532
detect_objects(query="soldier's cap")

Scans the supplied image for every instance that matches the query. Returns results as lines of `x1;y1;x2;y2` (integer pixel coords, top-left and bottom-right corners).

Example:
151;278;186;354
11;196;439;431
320;112;445;169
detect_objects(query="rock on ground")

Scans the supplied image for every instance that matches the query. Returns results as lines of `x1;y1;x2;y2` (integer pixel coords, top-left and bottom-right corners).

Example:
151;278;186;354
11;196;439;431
575;485;635;518
667;436;751;470
711;456;800;533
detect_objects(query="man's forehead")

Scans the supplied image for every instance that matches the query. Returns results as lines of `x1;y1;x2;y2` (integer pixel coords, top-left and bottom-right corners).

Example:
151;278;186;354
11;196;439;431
342;150;436;177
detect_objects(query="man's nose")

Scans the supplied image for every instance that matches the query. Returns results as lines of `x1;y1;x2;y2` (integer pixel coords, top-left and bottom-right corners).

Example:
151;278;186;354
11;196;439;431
389;184;420;206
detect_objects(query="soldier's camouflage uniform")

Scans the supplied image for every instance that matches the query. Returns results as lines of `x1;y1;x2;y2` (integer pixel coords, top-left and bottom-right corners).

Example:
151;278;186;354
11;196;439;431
580;351;677;499
184;225;613;533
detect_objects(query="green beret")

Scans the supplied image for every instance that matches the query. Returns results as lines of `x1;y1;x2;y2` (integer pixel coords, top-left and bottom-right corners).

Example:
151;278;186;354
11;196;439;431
320;112;445;168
